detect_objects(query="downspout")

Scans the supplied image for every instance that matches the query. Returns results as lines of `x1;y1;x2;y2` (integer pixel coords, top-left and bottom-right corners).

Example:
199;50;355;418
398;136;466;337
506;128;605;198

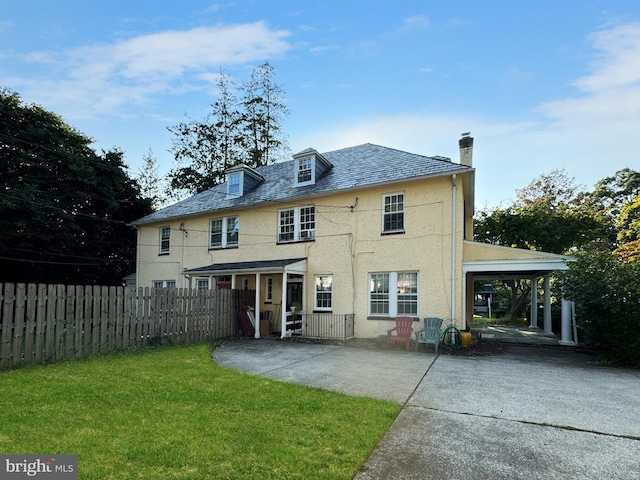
450;174;457;327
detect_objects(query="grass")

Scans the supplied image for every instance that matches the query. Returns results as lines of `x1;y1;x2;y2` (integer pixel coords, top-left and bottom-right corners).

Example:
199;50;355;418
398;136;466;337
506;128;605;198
0;344;400;479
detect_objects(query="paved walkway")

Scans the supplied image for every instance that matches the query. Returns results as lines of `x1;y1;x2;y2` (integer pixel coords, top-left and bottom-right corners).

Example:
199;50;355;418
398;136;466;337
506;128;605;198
213;339;640;480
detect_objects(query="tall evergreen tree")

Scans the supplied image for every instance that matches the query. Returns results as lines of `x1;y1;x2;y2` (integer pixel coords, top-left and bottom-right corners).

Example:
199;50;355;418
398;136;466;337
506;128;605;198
167;64;289;198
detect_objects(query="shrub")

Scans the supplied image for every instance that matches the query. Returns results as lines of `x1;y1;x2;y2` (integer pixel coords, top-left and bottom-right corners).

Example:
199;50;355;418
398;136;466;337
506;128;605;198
560;251;640;366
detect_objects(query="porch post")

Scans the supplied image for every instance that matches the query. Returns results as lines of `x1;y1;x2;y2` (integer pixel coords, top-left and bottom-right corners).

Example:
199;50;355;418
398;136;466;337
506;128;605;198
254;273;261;338
530;277;538;328
231;274;237;289
280;272;288;338
543;275;552;335
559;298;575;345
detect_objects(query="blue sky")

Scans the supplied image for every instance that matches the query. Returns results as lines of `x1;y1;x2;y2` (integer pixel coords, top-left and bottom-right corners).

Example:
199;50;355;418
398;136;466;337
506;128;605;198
3;1;640;209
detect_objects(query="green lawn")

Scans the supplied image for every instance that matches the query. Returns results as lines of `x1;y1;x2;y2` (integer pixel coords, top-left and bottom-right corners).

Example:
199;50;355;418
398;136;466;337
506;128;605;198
0;344;400;479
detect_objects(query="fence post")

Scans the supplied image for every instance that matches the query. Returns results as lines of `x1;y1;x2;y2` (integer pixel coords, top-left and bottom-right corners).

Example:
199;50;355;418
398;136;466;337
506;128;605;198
35;284;47;363
1;283;15;369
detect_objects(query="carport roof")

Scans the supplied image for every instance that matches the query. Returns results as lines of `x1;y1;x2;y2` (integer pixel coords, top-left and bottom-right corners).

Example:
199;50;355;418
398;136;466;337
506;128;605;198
463;240;571;279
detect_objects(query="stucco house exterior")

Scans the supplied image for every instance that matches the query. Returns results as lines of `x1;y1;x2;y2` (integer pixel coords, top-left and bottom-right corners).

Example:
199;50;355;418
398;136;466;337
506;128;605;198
130;135;575;344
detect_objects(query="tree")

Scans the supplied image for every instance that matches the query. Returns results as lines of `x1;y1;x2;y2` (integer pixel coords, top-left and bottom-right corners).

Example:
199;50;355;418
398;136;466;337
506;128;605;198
0;88;153;285
560;251;640;366
167;64;289;198
136;147;166;211
474;169;611;320
167;71;243;198
475;169;610;254
239;62;289;167
592;168;640;219
616;193;640;245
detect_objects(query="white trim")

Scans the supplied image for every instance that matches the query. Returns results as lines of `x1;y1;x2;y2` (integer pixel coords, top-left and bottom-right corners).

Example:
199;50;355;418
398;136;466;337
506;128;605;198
463;258;570;273
226;171;243;197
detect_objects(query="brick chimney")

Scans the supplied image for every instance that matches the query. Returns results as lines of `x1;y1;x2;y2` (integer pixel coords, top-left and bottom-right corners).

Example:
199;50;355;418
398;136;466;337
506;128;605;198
459;132;473;166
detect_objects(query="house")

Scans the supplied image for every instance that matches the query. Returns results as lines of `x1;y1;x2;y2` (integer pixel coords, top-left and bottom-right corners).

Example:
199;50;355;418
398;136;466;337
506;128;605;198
130;134;575;344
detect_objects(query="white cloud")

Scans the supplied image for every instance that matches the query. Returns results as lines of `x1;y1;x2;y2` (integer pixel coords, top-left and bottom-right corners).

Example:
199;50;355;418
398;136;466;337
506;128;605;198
293;21;640;209
574;22;640;92
11;22;292;119
398;15;431;33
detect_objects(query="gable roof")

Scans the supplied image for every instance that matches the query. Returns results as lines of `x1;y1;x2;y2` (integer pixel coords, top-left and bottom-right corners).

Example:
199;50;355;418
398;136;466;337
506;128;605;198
132;143;473;225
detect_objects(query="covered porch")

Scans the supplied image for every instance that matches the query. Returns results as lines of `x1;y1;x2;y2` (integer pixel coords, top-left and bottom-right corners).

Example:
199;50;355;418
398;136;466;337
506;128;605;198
183;258;354;340
462;241;576;346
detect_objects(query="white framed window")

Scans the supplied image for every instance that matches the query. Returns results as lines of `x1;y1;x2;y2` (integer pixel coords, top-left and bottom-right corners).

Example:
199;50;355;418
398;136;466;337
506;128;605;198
266;276;273;302
315;275;333;311
296;156;313;185
227;172;242;196
278;206;315;243
382;193;405;234
196;278;209;290
243;278;249;290
159;226;170;254
210;216;239;248
153;280;176;289
369;271;418;317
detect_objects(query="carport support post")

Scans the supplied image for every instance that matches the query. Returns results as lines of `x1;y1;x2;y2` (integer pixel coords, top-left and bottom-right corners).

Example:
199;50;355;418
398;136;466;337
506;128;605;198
530;277;538;328
559;298;575;345
543;275;552;335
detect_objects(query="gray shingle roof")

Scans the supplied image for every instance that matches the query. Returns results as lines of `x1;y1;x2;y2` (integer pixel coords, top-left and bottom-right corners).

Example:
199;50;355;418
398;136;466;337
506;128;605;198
132;143;472;225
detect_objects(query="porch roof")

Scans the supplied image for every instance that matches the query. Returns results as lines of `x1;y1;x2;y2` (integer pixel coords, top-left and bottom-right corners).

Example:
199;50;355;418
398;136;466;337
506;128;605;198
184;257;307;276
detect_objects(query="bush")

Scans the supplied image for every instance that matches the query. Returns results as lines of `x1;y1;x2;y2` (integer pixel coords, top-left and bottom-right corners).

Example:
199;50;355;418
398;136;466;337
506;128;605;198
560;251;640;366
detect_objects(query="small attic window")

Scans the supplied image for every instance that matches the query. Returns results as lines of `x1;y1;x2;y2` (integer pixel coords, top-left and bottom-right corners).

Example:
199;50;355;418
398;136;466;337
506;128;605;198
297;157;313;185
225;164;265;198
227;172;242;196
293;148;333;187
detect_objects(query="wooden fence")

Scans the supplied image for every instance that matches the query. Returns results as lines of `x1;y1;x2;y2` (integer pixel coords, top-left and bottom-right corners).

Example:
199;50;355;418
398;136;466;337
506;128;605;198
0;283;255;369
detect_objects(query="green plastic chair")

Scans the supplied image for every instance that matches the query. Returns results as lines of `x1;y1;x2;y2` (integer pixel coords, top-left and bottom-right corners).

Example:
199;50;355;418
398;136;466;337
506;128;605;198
415;317;443;353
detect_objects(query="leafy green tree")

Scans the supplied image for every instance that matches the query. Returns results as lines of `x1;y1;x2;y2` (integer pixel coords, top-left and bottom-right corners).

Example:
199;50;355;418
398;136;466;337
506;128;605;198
560;251;640;366
474;169;611;320
592;168;640;219
167;63;289;198
0;88;152;285
616;193;640;245
475;169;609;254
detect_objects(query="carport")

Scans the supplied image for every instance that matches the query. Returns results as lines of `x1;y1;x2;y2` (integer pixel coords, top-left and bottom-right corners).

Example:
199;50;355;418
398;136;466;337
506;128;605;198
462;241;575;346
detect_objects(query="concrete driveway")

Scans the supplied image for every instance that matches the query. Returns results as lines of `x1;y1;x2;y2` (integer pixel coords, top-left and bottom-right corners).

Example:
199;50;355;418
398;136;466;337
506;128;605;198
213;339;640;480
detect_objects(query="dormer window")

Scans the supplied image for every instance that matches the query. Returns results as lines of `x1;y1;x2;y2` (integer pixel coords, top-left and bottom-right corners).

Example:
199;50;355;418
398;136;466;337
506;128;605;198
298;157;313;184
228;172;242;196
293;148;333;187
225;164;265;198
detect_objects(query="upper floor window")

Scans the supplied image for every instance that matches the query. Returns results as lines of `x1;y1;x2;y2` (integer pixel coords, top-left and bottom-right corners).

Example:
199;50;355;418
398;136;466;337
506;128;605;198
315;275;333;311
159;226;170;254
210;216;239;248
278;206;315;243
382;193;405;234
